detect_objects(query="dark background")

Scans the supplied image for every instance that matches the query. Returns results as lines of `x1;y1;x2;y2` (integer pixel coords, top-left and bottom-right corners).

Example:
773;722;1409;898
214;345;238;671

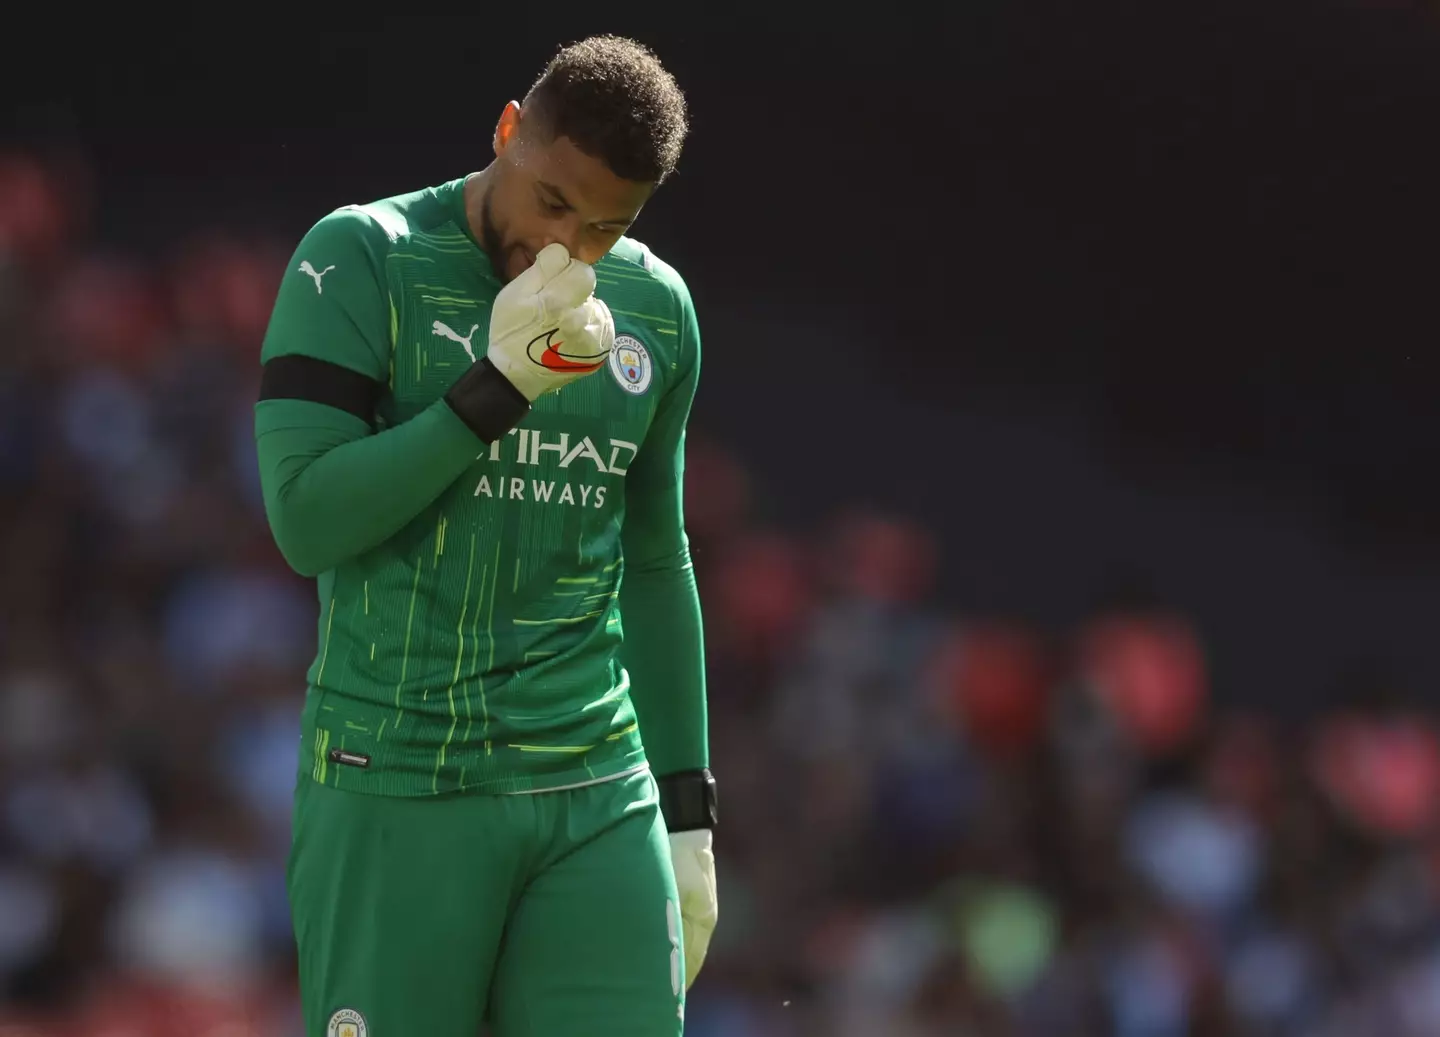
4;5;1440;1034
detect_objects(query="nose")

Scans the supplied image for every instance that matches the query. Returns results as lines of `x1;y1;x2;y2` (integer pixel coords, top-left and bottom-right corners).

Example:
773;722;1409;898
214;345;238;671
541;215;595;263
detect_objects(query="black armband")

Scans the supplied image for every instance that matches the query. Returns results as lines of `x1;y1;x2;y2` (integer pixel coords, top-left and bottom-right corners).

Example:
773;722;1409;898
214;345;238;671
444;358;532;443
657;768;717;832
259;354;382;426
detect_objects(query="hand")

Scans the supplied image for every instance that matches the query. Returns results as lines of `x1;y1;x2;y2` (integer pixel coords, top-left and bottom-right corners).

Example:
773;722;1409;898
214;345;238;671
668;828;718;989
485;243;614;401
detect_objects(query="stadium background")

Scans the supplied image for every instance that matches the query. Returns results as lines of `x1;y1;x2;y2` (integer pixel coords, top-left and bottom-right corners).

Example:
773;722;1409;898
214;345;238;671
2;5;1440;1034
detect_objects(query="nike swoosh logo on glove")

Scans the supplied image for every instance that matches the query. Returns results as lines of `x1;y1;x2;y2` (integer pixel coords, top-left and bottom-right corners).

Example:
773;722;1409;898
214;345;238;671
526;328;606;372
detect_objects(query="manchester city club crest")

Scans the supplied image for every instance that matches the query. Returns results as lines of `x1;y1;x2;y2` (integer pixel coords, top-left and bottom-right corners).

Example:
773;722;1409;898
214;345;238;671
609;334;653;396
327;1008;368;1037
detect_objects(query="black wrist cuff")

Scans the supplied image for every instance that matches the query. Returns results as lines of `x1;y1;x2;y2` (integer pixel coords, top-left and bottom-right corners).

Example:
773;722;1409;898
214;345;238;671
657;768;717;832
444;358;531;442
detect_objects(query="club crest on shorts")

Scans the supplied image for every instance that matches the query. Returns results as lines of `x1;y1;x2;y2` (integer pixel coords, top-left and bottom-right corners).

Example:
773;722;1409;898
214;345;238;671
327;1008;367;1037
609;335;653;396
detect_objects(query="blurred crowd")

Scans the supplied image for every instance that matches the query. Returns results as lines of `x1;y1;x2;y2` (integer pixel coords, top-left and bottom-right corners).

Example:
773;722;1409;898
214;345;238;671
4;151;1440;1036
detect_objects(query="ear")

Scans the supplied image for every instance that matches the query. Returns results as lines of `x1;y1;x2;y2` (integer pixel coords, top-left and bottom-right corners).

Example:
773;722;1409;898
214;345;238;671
493;101;522;156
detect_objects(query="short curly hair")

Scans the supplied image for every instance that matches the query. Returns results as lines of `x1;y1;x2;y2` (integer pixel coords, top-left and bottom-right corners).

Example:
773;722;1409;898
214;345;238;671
521;35;689;185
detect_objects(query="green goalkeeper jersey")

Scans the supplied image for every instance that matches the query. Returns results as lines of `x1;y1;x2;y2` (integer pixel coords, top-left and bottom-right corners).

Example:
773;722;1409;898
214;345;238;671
255;176;706;797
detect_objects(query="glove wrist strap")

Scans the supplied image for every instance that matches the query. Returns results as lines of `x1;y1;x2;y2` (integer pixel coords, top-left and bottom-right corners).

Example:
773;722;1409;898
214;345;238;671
445;358;532;442
658;768;717;832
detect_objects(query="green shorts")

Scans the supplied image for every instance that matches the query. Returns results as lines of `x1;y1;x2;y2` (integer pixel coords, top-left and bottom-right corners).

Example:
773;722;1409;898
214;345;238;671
286;765;685;1037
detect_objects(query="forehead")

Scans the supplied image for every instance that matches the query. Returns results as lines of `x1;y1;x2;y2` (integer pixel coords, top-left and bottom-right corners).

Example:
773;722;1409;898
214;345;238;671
521;134;652;216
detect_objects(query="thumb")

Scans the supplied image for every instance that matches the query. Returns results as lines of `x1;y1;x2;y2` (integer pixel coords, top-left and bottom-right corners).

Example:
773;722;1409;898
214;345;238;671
502;243;573;300
532;242;572;282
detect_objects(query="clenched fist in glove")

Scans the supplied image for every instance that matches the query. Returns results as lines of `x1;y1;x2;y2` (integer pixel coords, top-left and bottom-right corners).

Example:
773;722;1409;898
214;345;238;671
659;769;719;990
669;828;718;990
445;242;614;440
485;241;614;400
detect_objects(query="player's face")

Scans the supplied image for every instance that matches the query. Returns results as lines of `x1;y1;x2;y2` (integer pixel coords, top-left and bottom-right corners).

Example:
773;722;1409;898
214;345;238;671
483;102;654;283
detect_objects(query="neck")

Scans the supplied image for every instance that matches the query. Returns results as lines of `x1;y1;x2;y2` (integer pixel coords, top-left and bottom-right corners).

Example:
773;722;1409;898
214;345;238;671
462;167;494;244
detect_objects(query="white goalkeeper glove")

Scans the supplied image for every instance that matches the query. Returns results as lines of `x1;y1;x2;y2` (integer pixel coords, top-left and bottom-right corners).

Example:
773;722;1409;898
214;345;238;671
485;242;614;402
668;828;718;990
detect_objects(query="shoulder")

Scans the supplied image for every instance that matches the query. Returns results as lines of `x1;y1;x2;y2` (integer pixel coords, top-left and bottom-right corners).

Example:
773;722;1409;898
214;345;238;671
600;236;694;314
599;238;701;393
301;179;463;255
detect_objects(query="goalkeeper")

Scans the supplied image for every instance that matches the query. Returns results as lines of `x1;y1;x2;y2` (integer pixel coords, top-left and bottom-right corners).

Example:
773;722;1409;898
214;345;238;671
254;36;716;1037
